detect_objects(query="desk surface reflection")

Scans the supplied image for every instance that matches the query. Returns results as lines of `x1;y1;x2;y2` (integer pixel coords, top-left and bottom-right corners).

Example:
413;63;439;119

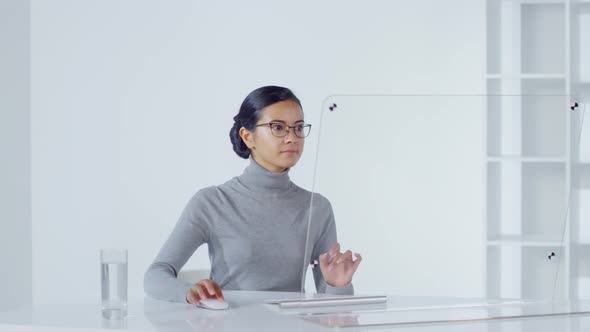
1;291;590;332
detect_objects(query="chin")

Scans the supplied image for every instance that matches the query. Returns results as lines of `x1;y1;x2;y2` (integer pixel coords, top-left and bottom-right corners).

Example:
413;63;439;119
277;157;300;170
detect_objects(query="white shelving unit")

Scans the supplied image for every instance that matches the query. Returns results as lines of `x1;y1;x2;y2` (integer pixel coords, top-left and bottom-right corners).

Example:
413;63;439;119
486;0;590;301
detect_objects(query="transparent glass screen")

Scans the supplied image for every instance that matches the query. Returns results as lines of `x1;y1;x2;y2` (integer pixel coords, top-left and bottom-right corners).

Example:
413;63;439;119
302;95;587;324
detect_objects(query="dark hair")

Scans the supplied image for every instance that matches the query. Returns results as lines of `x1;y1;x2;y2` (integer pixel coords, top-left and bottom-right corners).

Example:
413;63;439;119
229;86;302;159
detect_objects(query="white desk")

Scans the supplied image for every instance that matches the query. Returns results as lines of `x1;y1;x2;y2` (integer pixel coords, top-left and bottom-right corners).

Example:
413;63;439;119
1;291;590;332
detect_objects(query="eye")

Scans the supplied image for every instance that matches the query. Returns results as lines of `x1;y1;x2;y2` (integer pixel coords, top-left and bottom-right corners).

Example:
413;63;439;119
271;123;285;131
295;125;304;132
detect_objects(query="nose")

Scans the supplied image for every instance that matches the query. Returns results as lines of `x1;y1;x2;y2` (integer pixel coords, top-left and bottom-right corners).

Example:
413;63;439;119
283;127;299;143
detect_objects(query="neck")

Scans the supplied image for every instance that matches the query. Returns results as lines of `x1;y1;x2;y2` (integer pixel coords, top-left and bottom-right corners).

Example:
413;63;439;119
251;155;287;173
237;157;292;192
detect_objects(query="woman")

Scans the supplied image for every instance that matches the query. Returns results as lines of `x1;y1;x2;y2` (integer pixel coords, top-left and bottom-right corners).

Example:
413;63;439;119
144;86;362;304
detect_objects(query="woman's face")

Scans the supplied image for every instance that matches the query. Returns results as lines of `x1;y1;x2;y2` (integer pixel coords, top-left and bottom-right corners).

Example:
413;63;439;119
240;100;305;172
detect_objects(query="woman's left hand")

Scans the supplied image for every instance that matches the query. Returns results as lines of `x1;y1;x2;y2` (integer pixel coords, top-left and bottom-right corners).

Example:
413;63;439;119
319;242;362;288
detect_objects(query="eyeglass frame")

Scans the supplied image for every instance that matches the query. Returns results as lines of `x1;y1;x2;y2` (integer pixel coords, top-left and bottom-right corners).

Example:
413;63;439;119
253;122;312;138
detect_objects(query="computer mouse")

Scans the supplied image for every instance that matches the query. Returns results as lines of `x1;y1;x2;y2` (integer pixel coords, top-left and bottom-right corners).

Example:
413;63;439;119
197;298;229;310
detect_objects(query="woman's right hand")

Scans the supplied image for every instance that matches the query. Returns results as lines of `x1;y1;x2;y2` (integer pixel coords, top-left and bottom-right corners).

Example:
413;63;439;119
185;279;224;304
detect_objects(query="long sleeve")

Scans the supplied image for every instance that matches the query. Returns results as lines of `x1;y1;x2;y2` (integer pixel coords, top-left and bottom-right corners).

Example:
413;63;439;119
143;191;211;303
311;198;354;295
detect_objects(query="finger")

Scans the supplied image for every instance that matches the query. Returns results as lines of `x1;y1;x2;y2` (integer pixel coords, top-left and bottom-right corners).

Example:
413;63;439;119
192;284;208;301
203;280;224;300
186;290;196;304
329;253;343;271
188;288;202;305
319;253;329;266
329;243;341;257
200;280;217;298
319;253;331;272
337;250;353;264
212;282;225;301
352;253;362;271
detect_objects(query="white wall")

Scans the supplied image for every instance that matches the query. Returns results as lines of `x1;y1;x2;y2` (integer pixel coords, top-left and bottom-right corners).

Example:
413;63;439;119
0;0;32;311
29;0;486;304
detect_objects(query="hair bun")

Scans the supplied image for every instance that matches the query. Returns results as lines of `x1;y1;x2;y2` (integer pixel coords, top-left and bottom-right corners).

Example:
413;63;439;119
229;120;250;159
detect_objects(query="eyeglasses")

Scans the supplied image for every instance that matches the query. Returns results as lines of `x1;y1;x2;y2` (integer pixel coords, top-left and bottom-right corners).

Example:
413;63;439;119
254;122;312;138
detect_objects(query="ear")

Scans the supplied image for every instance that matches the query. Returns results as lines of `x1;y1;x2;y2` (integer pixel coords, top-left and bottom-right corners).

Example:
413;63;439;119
239;127;255;149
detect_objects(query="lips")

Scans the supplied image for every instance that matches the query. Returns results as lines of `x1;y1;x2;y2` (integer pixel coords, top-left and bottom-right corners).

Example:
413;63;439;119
281;150;299;154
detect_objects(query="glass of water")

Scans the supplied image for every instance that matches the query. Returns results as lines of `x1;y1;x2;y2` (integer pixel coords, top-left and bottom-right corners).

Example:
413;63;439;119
100;248;128;320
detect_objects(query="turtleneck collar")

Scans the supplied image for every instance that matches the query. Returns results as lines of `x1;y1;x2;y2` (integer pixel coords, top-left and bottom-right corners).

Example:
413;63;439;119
237;157;292;192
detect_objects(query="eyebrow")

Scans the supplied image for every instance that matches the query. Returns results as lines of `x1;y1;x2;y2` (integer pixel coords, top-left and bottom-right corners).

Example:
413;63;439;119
269;119;305;124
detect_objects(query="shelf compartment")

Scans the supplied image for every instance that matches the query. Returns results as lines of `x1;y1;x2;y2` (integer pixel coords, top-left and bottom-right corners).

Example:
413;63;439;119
487;246;522;299
486;89;567;158
486;162;567;240
521;3;566;74
572;164;590;243
522;163;567;237
486;77;566;95
487;0;502;74
522;246;566;299
487;162;518;238
579;13;590;82
487;245;565;299
521;80;568;158
572;103;590;163
571;244;590;299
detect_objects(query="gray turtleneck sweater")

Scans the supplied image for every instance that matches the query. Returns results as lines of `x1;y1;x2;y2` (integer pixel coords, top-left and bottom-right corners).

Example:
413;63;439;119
144;158;354;302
